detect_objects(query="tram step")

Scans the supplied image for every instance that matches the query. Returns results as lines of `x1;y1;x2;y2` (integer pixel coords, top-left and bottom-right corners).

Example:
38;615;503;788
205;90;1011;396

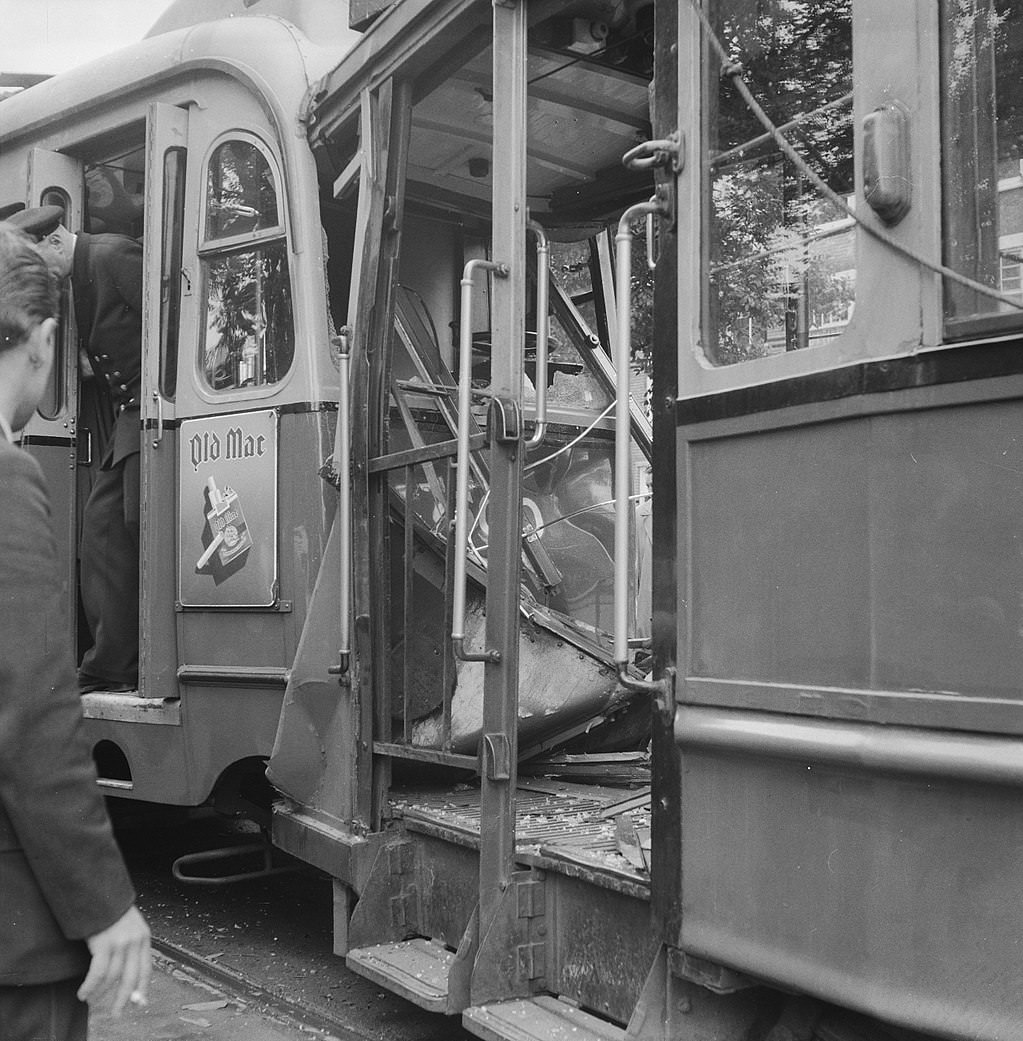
463;995;627;1041
345;938;454;1013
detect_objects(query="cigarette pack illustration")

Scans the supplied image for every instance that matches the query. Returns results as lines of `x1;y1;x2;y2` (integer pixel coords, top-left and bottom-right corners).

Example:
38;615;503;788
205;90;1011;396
197;475;254;569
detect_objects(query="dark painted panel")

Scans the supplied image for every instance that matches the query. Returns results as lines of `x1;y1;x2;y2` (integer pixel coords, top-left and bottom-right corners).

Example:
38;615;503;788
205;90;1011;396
677;336;1023;425
686;397;1023;705
869;402;1023;698
689;420;871;687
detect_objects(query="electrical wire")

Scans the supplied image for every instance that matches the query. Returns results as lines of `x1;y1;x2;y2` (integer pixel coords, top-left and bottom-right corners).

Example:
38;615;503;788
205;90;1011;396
523;401;615;474
690;0;1023;313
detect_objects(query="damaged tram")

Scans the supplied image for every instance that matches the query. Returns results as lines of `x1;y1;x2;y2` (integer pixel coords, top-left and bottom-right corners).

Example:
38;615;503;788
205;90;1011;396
3;0;1023;1039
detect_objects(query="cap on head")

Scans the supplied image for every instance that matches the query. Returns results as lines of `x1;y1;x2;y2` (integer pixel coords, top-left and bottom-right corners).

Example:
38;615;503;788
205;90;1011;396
0;202;26;222
4;205;65;241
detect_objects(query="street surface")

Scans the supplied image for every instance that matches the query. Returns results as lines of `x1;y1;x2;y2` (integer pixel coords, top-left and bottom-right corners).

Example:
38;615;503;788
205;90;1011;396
103;805;473;1041
92;951;345;1041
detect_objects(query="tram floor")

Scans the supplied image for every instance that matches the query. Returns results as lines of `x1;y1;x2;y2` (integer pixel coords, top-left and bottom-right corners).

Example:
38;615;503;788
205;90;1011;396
109;805;473;1041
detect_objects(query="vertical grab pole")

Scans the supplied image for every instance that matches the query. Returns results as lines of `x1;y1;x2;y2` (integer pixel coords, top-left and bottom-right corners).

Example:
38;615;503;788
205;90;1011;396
452;258;507;664
614;204;664;689
525;219;549;450
336;329;352;677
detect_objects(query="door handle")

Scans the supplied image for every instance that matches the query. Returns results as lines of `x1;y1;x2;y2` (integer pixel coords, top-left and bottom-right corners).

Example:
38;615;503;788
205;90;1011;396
152;391;164;449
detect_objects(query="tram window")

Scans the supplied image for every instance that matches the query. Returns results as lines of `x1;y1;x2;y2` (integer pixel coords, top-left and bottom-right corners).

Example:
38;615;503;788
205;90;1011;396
199;138;294;391
941;1;1023;333
36;187;70;420
85;150;145;238
702;0;855;366
159;147;186;401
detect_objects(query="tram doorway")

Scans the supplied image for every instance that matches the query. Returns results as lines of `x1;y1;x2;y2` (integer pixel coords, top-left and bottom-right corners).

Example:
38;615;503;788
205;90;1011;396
29;113;178;699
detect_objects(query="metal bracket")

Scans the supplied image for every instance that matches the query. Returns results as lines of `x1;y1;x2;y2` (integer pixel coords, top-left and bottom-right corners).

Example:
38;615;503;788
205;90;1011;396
482;732;512;781
516;941;546;981
617;662;675;703
622;131;684;175
348;839;421;948
516;879;545;918
390;885;420;930
668;948;758;995
76;427;92;467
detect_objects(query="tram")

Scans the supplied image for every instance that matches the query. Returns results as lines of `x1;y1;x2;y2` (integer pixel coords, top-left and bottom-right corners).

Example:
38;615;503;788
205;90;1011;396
3;0;1022;1038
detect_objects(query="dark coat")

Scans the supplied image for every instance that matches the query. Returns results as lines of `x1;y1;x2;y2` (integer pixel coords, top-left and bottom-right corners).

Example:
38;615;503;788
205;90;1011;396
0;431;136;985
72;232;143;466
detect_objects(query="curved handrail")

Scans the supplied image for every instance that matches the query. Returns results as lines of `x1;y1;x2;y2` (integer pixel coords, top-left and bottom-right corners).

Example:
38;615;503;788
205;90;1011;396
452;258;508;663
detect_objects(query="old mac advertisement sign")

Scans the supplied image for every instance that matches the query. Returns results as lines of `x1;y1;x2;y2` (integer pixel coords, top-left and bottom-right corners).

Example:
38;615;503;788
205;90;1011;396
178;410;278;607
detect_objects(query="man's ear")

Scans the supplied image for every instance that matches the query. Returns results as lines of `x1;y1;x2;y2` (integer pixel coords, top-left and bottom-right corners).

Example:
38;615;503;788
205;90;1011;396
28;317;57;368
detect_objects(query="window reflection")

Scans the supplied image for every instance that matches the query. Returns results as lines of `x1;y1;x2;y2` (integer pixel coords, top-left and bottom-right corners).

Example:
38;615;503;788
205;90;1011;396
200;139;294;391
942;0;1023;328
704;0;855;365
206;141;280;240
36;187;71;420
202;241;294;389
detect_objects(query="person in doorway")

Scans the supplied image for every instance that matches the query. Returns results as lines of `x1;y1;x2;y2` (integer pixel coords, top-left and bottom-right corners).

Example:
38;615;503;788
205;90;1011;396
0;220;150;1040
11;204;143;693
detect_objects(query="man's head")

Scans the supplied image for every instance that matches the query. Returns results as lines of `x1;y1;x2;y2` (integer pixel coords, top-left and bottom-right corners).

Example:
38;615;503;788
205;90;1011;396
34;222;76;279
0;222;59;431
4;205;73;279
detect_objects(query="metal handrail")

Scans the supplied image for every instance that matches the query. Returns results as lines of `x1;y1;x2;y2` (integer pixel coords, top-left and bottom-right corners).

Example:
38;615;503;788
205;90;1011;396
525;218;549;450
613;203;669;695
452;258;507;663
328;328;352;680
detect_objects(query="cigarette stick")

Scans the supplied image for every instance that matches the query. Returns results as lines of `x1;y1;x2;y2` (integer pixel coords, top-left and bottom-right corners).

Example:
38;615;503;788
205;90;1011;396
196;531;224;569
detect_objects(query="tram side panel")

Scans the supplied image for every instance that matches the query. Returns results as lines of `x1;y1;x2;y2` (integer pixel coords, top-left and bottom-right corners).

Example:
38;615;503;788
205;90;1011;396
675;391;1023;1041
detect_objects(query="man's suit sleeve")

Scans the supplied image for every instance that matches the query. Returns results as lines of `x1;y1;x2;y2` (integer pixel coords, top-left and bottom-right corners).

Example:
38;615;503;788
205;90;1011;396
0;449;136;940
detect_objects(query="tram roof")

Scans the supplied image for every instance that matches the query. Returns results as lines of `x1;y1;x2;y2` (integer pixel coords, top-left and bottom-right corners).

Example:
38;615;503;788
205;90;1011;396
0;11;360;150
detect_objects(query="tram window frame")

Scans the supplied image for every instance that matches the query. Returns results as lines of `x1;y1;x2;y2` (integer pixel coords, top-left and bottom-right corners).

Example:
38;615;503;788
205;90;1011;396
940;0;1023;340
698;0;857;371
197;133;295;394
159;146;186;401
36;186;71;421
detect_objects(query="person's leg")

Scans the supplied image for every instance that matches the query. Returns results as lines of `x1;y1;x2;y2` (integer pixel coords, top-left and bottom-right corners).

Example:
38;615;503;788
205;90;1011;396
78;453;140;690
0;978;88;1041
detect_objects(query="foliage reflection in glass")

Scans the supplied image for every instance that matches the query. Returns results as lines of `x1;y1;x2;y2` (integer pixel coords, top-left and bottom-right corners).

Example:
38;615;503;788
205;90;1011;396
201;139;294;390
705;0;855;365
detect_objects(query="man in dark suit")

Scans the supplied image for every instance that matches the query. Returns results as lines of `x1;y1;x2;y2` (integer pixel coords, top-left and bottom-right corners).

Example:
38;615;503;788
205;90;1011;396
13;205;142;693
0;221;150;1038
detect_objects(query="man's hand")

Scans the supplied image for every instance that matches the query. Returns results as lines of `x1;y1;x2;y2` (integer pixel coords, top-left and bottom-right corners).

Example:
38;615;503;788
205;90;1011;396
78;905;151;1015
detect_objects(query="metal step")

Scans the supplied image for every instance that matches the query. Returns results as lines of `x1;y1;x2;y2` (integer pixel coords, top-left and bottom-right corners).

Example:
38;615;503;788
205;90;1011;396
463;995;627;1041
345;938;455;1013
